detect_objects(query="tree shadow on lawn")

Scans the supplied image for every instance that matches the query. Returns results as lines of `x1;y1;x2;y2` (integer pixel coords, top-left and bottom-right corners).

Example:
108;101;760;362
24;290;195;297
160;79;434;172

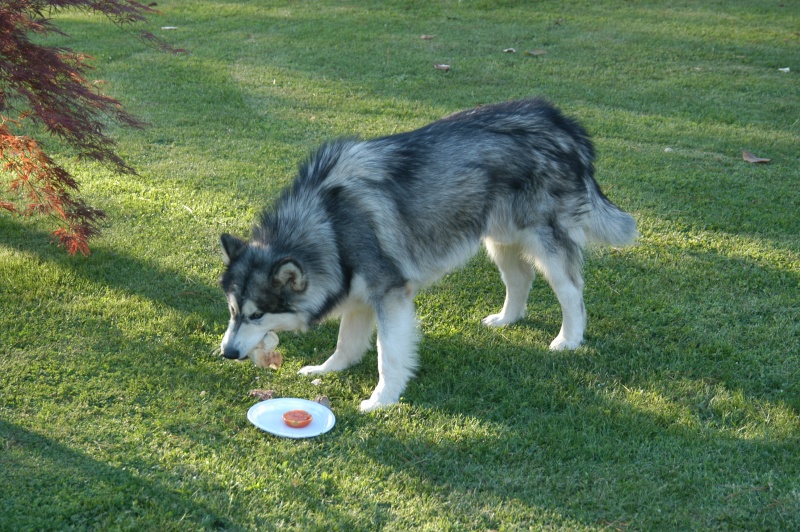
3;103;798;523
222;6;798;248
0;218;222;320
0;419;237;530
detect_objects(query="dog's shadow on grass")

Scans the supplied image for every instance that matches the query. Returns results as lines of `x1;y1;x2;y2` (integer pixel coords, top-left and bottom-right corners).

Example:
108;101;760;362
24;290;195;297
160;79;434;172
329;236;798;524
347;331;799;526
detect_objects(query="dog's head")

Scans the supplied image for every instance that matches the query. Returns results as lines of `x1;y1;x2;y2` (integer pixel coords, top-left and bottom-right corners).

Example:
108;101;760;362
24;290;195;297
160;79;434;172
218;233;310;360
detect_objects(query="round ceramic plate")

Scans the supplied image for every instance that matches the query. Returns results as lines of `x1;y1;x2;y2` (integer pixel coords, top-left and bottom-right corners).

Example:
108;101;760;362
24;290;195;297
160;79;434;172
247;398;335;439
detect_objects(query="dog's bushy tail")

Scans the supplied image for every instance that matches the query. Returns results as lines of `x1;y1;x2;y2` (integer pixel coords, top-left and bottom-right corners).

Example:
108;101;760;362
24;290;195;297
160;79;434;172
584;180;638;247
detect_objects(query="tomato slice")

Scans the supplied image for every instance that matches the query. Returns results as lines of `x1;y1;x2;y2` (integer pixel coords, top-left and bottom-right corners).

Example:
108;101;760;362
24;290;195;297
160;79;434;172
283;409;313;428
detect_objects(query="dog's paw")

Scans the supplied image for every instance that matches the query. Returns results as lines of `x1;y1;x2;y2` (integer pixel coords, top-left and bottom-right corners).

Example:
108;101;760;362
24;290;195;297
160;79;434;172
482;313;517;327
360;397;395;412
359;388;401;412
549;335;582;351
298;364;327;376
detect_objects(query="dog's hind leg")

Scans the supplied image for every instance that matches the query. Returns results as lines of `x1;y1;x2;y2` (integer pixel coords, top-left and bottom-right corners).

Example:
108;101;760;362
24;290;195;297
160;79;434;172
360;287;420;412
482;239;535;327
522;228;586;350
299;302;376;375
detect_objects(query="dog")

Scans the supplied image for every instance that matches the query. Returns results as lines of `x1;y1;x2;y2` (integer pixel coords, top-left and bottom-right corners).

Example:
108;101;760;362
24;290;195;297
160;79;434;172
219;98;637;411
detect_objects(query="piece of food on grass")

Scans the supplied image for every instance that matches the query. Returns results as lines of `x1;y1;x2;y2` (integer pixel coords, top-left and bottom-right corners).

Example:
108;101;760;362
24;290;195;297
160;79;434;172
282;409;313;428
313;395;332;410
247;332;282;368
248;389;274;401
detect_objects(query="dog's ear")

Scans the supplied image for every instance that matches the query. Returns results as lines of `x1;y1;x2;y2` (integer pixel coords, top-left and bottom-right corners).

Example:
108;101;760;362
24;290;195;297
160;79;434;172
220;233;247;266
272;259;307;292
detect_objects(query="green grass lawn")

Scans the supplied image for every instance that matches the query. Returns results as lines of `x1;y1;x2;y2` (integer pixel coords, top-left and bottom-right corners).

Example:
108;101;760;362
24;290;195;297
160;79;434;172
2;0;799;529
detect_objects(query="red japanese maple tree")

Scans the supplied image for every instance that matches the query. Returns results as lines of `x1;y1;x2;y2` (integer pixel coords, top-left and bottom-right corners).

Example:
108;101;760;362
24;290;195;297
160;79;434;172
1;0;180;255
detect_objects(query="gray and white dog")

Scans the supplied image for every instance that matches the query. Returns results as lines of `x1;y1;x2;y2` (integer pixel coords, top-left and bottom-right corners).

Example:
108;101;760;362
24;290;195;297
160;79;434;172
219;99;636;411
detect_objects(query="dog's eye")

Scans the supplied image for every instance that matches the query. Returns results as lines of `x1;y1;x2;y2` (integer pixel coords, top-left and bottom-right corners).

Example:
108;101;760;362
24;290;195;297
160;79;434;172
249;312;264;321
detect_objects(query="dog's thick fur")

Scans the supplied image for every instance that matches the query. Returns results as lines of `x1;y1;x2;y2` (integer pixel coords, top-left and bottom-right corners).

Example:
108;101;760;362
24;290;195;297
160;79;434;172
219;99;636;411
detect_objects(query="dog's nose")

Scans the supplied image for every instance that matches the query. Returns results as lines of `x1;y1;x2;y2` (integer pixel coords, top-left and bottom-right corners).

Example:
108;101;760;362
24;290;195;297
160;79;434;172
222;346;241;360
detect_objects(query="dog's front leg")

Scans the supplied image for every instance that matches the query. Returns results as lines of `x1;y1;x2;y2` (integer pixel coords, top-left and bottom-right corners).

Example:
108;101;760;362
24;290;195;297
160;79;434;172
360;289;420;412
299;302;376;375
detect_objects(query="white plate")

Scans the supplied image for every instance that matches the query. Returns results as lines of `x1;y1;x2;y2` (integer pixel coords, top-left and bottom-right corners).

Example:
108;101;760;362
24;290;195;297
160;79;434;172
247;398;335;439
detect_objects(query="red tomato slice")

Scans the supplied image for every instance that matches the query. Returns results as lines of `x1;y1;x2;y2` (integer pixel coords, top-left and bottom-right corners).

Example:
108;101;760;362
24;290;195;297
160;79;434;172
283;409;313;428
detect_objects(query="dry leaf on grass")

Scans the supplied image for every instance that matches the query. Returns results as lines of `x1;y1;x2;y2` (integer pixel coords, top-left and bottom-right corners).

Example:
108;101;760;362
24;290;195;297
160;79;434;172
503;48;516;53
434;63;451;72
742;150;771;164
248;389;274;401
314;396;332;410
420;34;436;40
524;49;547;56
